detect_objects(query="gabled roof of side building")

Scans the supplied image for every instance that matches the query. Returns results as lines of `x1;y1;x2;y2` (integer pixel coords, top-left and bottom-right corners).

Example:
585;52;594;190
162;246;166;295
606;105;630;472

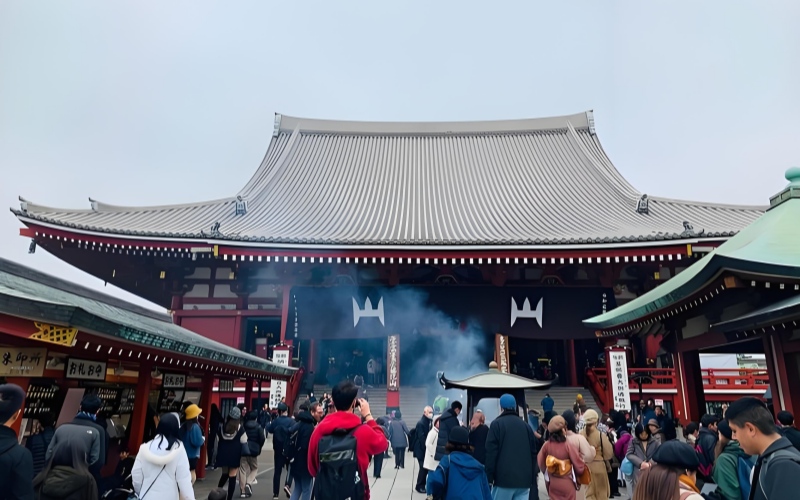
0;257;295;376
13;111;763;249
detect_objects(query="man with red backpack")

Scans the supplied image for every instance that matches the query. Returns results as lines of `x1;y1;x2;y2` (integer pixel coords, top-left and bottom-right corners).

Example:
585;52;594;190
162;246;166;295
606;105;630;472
308;380;388;500
696;414;719;479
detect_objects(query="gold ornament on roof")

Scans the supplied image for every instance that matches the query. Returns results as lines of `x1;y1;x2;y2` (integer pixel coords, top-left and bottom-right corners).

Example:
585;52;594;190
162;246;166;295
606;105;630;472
30;322;78;346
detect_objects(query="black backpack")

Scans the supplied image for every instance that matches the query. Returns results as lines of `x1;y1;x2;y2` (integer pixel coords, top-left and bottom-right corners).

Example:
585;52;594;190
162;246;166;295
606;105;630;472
313;426;364;500
283;427;301;463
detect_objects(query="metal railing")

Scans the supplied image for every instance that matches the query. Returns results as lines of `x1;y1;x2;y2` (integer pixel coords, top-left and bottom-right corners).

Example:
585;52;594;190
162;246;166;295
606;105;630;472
589;367;768;391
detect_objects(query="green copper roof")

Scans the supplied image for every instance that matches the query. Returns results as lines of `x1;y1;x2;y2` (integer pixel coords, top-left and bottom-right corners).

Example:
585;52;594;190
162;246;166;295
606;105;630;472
0;257;295;377
710;293;800;333
584;168;800;332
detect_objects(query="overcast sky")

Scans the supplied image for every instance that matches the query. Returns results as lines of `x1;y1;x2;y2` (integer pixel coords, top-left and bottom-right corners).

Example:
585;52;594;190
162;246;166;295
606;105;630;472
1;1;798;311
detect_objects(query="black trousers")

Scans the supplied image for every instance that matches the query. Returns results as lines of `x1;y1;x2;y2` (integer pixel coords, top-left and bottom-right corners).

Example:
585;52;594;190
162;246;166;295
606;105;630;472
393;447;406;468
373;454;384;478
609;468;620;495
274;450;287;496
415;457;428;490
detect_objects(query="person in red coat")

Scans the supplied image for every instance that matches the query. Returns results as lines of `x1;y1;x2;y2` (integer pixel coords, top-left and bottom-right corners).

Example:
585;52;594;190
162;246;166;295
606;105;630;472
308;380;388;500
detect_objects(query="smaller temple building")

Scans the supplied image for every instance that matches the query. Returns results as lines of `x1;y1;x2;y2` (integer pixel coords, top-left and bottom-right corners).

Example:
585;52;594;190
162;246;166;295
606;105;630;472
584;168;800;423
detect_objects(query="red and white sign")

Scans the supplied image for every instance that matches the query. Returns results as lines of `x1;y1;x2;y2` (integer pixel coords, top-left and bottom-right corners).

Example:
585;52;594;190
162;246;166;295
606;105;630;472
609;350;631;411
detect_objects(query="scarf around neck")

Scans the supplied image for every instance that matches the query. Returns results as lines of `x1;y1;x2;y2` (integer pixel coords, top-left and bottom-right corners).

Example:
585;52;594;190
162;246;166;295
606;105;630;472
679;474;700;493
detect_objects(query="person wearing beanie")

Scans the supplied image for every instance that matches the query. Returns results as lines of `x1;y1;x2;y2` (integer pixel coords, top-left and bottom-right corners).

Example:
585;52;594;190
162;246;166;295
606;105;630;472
217;406;247;500
580;409;614;500
388;409;410;469
426;425;491;500
647;418;665;444
537;415;585;500
485;394;539;500
239;410;266;498
180;403;205;484
0;383;34;500
573;394;588;415
710;419;755;500
46;393;107;486
631;440;703;500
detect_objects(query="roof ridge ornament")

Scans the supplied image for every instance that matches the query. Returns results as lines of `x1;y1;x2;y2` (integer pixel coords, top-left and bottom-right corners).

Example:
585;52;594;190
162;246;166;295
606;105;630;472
636;194;649;214
273;113;282;137
681;221;705;238
18;196;28;213
768;167;800;209
586;110;596;135
89;197;99;211
234;195;247;216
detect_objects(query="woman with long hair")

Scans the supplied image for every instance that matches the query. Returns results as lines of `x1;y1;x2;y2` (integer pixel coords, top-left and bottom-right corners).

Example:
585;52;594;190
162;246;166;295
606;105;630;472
180;404;205;484
580;410;614;500
34;439;98;500
216;406;247;500
538;415;586;500
632;441;704;500
625;422;660;496
468;410;489;465
131;412;194;500
208;403;223;469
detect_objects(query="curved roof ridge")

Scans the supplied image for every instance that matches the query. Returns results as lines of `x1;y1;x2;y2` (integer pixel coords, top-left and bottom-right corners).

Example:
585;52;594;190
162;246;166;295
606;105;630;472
277;111;591;136
18;195;235;215
649;195;765;211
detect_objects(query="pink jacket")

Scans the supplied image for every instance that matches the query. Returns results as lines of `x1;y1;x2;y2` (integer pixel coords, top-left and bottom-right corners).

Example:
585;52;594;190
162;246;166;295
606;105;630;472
614;431;632;461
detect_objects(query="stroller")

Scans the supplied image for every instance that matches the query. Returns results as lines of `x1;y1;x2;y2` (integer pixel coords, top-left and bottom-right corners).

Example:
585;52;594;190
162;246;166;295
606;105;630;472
101;474;134;500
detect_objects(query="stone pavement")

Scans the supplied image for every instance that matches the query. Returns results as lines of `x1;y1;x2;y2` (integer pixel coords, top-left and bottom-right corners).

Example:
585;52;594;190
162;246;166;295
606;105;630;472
193;448;628;499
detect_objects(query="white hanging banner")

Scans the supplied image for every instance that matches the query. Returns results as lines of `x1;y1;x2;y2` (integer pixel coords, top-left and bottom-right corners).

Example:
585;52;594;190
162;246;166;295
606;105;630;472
609;350;631;411
269;346;291;409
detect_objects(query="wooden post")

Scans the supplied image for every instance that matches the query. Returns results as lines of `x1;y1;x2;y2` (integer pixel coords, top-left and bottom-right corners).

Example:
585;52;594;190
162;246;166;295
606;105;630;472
675;350;705;423
244;377;254;413
763;332;798;416
567;339;578;386
196;372;214;480
127;362;153;451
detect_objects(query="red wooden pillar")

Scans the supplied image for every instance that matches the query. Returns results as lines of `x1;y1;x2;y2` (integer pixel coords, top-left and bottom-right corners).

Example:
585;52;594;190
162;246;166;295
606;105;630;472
127;362;153;451
244;377;254;412
763;332;798;416
567;339;578;386
6;377;30;435
675;350;705;423
196;372;214;480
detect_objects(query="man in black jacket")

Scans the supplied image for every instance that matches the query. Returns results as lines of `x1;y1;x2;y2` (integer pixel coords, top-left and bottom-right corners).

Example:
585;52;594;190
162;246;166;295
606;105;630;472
697;413;719;472
485;394;538;500
413;406;433;493
46;394;107;485
0;383;33;500
727;397;800;500
434;400;461;460
268;402;294;500
287;404;316;500
240;410;266;497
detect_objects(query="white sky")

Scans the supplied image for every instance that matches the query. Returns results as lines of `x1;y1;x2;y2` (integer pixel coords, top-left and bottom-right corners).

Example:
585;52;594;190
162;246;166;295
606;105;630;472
1;1;798;311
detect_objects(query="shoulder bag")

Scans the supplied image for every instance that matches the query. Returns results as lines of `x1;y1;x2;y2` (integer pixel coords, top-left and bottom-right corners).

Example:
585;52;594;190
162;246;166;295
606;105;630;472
128;465;166;500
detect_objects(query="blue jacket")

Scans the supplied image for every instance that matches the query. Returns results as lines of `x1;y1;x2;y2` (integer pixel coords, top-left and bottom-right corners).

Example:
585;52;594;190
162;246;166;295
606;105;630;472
426;452;492;500
541;397;555;412
180;422;204;459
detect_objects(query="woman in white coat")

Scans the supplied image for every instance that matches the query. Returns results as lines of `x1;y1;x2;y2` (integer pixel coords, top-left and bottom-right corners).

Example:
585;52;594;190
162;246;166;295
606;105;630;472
424;415;441;472
132;412;194;500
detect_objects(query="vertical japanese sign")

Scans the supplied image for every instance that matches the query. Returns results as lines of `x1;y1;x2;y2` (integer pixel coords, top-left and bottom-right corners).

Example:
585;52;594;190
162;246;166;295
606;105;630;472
65;358;107;381
269;346;291;409
494;334;510;374
609;350;631;411
0;347;46;377
387;334;400;392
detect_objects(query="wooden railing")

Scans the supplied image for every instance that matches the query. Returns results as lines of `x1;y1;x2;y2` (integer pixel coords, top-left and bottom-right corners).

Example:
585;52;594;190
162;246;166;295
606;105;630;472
589;367;768;391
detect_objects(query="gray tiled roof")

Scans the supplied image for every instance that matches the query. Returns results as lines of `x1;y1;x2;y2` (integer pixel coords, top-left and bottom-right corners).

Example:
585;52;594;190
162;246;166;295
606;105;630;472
13;111;763;248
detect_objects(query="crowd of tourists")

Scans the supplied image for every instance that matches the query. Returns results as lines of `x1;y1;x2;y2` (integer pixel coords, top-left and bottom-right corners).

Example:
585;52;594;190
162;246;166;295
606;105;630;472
5;380;800;500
